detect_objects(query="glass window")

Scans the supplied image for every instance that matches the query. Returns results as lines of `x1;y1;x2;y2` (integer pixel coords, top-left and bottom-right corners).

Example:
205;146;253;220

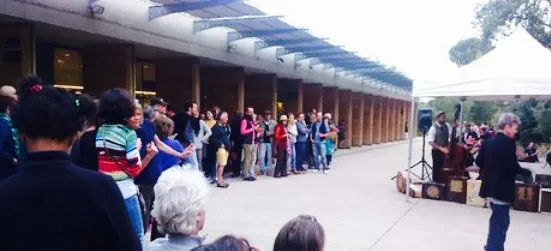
0;37;23;87
54;48;83;92
135;61;156;106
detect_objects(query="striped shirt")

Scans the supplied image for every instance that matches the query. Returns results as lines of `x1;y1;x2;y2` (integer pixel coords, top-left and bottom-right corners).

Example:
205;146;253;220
96;124;142;182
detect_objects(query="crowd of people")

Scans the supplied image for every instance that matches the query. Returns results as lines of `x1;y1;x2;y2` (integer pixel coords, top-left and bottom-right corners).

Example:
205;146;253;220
0;75;338;250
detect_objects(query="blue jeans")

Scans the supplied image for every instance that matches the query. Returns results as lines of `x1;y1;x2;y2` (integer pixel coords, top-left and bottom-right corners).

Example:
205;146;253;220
295;141;307;171
259;143;273;173
125;194;144;247
312;142;328;170
288;143;296;171
485;202;510;251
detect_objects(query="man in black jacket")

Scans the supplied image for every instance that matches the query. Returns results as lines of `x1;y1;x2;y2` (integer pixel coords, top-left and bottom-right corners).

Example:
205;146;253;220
475;112;530;251
173;102;198;166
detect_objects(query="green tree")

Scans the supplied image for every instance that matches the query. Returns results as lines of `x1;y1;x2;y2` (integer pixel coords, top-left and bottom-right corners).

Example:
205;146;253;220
448;37;491;66
476;0;551;48
422;98;474;121
469;101;499;124
535;101;551;142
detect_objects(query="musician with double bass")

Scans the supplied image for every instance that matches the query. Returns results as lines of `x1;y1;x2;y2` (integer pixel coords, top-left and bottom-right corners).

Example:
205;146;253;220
426;111;451;182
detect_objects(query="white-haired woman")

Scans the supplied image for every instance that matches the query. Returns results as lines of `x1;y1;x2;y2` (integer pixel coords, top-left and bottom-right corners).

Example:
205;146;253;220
147;168;210;251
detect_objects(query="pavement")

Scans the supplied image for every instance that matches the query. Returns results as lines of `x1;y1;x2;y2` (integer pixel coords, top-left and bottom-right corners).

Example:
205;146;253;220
201;139;551;251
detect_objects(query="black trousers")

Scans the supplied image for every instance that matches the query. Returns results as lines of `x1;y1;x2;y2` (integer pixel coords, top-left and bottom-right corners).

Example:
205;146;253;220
431;149;445;182
274;149;288;177
231;144;243;176
138;185;164;241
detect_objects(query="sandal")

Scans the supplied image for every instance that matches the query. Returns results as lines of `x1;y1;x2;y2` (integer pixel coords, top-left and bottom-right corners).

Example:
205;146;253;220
217;183;230;188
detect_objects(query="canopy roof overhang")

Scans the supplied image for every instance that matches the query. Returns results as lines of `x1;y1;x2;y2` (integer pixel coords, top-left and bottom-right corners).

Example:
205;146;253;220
412;28;551;101
148;0;412;90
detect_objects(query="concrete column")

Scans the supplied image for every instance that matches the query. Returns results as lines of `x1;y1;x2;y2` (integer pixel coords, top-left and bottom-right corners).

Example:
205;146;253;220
156;57;199;111
378;97;385;143
352;92;364;146
371;96;379;143
322;87;339;120
0;23;36;87
303;83;323;113
83;44;135;97
388;98;394;142
297;81;303;113
201;67;245;114
338;90;352;148
363;94;374;145
237;78;245;113
245;74;277;115
399;101;405;140
272;79;278;119
382;97;390;143
398;101;403;139
277;78;302;114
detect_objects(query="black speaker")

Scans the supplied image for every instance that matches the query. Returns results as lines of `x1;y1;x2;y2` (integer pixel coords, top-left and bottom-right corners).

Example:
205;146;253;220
418;108;432;132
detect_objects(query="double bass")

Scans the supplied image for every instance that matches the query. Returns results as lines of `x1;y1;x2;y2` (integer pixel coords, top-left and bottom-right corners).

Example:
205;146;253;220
441;104;467;181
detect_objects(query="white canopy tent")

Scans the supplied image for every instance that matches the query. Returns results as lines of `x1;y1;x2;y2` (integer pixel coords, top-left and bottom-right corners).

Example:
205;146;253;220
405;27;551;201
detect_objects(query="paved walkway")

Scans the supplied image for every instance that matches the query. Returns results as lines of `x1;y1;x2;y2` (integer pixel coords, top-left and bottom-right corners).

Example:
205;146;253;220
202;139;551;251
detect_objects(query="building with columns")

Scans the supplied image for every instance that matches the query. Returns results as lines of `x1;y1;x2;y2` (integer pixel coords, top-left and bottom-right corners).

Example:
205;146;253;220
0;0;415;147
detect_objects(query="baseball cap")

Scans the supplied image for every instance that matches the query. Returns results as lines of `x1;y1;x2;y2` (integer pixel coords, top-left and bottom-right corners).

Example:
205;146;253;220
150;97;168;107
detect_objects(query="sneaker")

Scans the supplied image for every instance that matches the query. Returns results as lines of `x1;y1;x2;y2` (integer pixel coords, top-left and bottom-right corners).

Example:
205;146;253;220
323;170;329;174
313;169;319;173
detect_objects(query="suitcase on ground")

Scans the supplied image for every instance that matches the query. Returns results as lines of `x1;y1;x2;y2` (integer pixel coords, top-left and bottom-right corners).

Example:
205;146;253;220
446;176;468;204
466;180;486;207
409;183;422;198
539;188;551;214
514;183;540;212
422;182;446;200
535;174;551;188
396;171;407;194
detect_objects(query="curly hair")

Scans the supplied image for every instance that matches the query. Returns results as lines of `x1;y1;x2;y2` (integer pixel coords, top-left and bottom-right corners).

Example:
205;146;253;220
98;88;135;125
11;83;86;142
153;115;174;139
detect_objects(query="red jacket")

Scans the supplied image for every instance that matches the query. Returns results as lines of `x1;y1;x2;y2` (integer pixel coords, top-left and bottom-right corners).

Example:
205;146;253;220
274;124;288;151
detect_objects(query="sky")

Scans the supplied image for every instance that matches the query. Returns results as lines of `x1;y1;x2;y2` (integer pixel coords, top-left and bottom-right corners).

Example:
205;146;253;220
248;0;487;82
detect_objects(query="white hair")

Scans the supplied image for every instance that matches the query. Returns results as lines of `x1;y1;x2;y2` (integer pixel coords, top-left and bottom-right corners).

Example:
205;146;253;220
151;167;210;235
497;112;521;130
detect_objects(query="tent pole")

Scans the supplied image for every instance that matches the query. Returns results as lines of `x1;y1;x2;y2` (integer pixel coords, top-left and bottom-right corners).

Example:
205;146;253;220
406;95;415;202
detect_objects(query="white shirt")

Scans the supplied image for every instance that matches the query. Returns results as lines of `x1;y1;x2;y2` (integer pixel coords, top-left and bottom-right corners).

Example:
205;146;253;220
193;120;212;150
117;179;138;199
426;122;452;148
287;122;298;144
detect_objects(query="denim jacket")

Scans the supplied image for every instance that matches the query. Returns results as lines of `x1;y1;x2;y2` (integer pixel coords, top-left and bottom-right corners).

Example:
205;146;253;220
296;121;309;142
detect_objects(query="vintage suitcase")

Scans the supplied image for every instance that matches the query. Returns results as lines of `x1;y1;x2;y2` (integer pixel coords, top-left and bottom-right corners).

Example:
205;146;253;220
539;188;551;214
446;176;468;204
466;180;486;207
408;183;422;198
514;183;540;212
422;182;446;200
396;171;407;194
535;174;551;188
